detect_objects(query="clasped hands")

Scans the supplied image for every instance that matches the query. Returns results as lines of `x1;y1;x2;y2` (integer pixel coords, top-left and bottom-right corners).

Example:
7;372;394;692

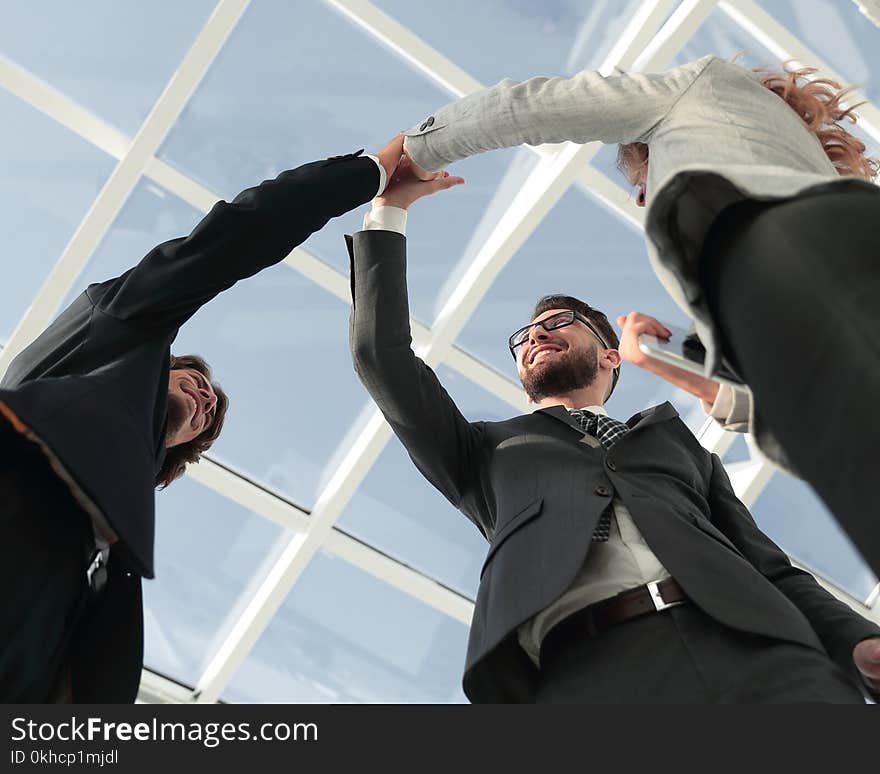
374;135;463;210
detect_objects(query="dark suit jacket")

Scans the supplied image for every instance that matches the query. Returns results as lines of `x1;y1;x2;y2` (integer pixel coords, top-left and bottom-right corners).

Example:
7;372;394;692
0;151;380;701
348;229;880;703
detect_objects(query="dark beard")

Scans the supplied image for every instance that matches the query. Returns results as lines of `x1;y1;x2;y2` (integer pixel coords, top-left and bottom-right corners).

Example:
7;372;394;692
521;344;599;403
166;392;189;444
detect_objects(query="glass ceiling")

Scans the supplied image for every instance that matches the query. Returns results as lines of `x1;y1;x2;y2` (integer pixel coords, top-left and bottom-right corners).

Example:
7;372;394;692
1;0;877;704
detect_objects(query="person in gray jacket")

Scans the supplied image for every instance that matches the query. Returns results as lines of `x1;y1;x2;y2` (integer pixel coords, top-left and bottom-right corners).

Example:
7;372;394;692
400;55;880;575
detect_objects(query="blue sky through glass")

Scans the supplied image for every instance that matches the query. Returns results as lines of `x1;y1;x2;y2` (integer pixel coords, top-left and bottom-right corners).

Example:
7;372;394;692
0;90;114;343
144;476;285;686
224;550;469;703
0;0;214;134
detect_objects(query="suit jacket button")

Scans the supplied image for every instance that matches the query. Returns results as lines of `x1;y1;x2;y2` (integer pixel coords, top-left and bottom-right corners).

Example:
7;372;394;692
595;486;611;497
606;459;617;471
419;121;428;131
426;116;435;127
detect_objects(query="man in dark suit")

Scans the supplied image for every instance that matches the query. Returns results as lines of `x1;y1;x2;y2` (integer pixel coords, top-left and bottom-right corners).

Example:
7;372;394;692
0;138;404;703
347;153;880;703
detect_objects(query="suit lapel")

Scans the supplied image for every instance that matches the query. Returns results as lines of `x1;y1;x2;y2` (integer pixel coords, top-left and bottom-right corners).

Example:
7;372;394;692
624;401;679;430
534;405;602;449
535;401;679;447
537;405;586;434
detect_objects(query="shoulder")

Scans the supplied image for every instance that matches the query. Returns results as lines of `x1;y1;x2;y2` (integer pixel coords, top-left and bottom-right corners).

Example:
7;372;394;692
690;55;760;84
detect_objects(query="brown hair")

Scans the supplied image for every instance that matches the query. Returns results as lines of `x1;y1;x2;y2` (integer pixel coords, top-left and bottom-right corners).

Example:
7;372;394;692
532;295;620;349
616;62;879;186
157;354;229;489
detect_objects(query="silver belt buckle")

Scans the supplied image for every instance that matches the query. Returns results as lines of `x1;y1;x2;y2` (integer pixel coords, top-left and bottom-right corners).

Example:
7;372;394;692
647;580;683;612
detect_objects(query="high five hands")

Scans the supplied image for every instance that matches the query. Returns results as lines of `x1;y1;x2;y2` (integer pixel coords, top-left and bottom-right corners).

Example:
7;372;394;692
375;135;463;210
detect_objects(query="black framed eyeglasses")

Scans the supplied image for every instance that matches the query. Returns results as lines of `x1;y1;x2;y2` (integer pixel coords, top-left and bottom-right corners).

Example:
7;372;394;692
508;311;609;355
508;310;620;396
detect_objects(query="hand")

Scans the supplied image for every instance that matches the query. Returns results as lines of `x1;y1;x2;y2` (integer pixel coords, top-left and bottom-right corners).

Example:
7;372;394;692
853;637;880;692
374;156;464;210
616;311;720;405
615;311;673;368
375;135;405;181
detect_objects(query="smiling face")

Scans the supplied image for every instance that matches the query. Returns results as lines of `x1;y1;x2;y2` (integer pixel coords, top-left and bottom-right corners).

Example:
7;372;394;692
166;367;219;447
515;308;602;403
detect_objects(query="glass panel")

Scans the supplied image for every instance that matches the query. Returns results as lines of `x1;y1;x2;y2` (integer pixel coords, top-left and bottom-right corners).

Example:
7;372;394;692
756;0;880;104
339;365;516;598
722;434;753;465
590;142;631;189
224;551;469;703
144;476;285;686
0;0;215;133
67;178;380;510
159;0;459;196
455;185;699;422
159;0;537;327
751;472;878;600
672;6;780;68
373;0;649;84
0;90;115;343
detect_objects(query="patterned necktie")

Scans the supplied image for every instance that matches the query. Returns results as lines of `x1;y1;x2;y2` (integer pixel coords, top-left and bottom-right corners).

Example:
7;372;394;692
569;409;630;542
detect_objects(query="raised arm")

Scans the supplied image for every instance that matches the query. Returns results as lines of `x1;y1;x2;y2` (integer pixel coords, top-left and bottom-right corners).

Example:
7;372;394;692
706;452;880;698
346;159;495;532
402;56;714;173
94;140;404;332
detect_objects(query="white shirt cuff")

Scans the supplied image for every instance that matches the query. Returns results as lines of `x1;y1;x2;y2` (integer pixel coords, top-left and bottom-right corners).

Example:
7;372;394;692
363;154;387;197
363;205;407;235
705;382;752;432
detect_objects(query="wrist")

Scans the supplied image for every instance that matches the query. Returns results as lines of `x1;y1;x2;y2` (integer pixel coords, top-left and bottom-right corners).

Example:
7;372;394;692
374;196;409;210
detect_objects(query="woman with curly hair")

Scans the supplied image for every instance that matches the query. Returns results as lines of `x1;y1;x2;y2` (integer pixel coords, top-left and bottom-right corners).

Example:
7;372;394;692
401;55;880;571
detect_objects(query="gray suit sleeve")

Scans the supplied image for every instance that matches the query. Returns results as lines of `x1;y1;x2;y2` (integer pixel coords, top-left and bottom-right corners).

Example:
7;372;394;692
347;230;493;537
403;56;714;172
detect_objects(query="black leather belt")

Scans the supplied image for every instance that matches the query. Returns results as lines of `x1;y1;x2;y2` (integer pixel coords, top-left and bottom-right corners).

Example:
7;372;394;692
542;578;689;656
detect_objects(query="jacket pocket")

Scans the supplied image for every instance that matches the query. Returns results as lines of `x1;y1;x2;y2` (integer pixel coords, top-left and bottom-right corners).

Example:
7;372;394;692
480;497;544;578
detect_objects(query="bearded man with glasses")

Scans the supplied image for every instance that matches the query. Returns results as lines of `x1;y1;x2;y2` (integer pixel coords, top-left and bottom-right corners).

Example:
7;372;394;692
347;143;880;704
